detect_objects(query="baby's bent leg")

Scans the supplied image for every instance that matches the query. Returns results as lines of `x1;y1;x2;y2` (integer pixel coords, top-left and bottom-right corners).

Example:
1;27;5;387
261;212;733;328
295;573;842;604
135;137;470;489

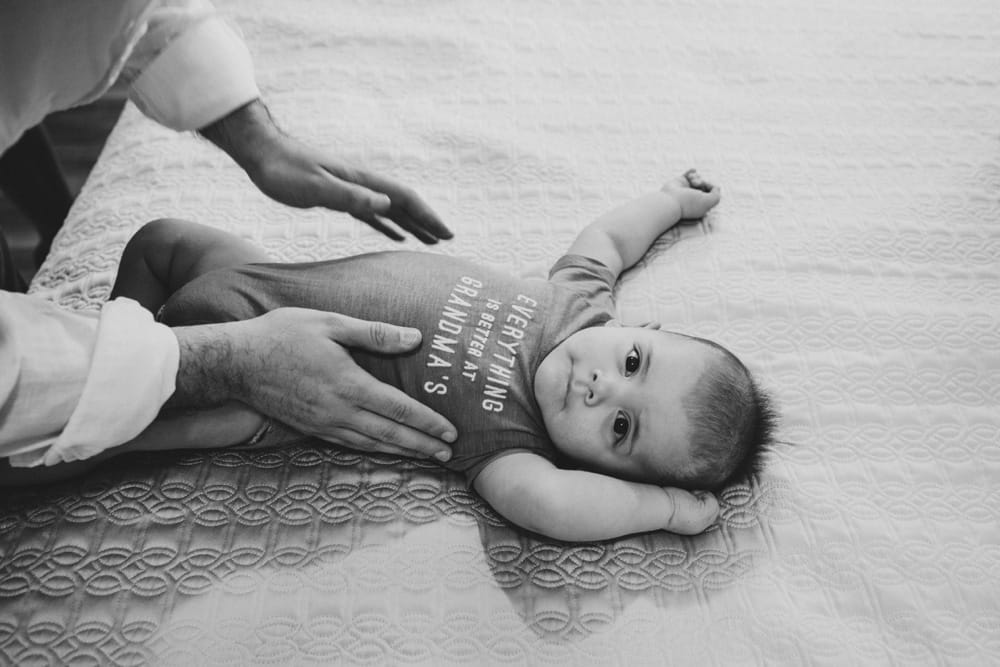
111;218;270;313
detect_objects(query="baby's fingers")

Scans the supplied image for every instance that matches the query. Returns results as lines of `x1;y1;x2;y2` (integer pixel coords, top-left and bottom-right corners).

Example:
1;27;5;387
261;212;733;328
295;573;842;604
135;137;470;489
697;184;722;211
663;488;720;535
684;168;714;193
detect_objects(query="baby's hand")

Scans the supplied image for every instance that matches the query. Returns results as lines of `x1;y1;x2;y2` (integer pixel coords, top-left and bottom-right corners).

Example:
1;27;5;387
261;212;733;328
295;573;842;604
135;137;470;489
661;487;720;535
661;169;721;220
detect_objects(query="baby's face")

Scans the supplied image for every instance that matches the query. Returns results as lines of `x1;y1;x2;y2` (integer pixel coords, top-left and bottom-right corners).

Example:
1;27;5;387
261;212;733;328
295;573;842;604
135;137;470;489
533;324;711;483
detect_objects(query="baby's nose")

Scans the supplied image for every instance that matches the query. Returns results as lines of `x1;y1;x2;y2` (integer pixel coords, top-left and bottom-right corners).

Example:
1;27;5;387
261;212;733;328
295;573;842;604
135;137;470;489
584;369;616;406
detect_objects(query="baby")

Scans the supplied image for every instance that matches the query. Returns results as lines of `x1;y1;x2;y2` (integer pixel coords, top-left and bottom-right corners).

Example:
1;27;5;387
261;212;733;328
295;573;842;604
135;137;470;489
112;170;776;541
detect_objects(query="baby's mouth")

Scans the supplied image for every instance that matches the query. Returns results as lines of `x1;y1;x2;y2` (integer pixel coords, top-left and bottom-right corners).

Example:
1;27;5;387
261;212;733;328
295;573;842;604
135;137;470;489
562;356;574;409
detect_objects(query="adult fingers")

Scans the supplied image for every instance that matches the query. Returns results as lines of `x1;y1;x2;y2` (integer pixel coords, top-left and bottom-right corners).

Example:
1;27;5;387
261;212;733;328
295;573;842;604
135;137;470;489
347;169;453;241
378;207;442;245
318;314;458;446
353;210;406;243
349;372;457;448
320;405;456;461
316;167;448;244
355;208;439;245
314;168;393;218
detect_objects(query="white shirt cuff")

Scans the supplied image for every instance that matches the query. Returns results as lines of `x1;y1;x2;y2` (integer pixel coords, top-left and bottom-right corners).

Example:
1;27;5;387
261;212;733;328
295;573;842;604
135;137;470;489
129;16;260;131
12;298;179;467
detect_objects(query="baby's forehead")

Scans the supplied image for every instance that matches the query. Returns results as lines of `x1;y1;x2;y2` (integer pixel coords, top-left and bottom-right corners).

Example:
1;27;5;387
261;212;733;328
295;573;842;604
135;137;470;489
646;331;722;399
649;328;720;357
580;325;721;368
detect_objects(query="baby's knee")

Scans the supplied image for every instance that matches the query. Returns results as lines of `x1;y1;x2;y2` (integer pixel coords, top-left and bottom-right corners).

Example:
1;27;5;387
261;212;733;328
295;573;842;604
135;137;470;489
123;218;189;259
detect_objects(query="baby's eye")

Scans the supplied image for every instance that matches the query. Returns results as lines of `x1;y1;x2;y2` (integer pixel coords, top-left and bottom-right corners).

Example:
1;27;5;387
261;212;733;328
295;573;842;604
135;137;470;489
624;346;641;376
613;412;631;440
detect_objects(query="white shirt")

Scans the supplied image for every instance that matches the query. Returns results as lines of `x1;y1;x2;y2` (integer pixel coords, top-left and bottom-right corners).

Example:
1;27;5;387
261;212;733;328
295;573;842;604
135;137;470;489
0;295;178;466
0;0;260;465
0;0;260;153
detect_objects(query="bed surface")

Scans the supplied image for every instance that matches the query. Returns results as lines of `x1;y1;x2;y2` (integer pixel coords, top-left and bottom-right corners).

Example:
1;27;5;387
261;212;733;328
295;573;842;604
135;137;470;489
3;0;999;664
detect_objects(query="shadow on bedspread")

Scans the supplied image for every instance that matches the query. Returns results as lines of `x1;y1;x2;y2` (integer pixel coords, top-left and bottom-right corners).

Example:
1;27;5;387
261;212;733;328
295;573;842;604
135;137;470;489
0;443;792;663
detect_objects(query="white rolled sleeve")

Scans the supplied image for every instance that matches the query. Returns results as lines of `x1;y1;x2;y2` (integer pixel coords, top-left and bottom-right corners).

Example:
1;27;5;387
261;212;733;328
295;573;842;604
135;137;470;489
0;295;179;467
129;15;260;131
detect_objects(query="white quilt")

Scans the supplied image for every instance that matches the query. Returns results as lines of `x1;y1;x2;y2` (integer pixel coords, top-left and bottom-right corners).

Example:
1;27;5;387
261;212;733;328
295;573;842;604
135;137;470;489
5;0;998;664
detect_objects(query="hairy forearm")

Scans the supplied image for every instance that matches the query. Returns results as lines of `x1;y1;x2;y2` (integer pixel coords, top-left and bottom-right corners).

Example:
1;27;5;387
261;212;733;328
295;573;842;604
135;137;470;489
167;322;247;409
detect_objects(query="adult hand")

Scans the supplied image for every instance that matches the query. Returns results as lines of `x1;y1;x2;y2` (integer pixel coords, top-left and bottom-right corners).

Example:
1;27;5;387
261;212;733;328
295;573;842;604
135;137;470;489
171;308;456;461
201;100;453;244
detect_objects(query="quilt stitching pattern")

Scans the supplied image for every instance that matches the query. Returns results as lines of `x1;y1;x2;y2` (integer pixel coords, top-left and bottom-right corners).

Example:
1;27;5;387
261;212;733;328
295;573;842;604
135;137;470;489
3;0;998;664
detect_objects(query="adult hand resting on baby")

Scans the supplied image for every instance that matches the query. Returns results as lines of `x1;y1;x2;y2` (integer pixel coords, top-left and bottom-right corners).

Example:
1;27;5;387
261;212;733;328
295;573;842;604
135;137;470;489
200;100;454;244
169;308;457;461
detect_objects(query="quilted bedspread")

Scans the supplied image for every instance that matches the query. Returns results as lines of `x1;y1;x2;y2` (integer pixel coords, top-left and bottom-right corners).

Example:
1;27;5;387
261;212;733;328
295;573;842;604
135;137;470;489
3;0;998;664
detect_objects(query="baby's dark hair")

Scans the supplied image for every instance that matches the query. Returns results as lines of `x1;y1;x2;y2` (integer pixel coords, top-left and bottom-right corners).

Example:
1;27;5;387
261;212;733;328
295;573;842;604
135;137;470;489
668;333;777;491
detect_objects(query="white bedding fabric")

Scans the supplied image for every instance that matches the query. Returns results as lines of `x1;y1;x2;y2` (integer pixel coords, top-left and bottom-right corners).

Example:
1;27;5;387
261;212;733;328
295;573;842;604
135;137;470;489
7;0;999;664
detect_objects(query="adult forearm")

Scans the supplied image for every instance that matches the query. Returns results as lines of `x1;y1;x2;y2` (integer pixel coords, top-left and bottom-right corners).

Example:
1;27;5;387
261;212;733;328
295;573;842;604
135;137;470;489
166;322;245;409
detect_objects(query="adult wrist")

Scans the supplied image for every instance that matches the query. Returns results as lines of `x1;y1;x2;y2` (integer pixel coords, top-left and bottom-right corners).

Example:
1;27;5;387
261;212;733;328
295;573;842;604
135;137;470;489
168;323;245;409
199;98;281;178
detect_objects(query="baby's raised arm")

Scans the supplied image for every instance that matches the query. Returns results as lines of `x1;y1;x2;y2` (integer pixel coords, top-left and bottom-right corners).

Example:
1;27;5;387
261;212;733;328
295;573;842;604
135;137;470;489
567;169;721;279
474;452;719;541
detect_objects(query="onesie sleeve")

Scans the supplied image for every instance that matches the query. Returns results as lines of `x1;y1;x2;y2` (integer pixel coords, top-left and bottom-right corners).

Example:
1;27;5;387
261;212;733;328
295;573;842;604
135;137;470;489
547;254;617;313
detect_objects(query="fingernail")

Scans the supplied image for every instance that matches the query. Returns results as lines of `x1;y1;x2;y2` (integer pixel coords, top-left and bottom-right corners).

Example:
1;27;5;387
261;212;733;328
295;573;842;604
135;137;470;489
435;450;452;462
442;430;457;443
402;329;421;346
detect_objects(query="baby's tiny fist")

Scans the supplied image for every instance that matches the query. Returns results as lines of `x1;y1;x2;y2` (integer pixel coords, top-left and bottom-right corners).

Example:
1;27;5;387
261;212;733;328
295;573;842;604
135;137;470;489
684;169;714;193
663;487;720;535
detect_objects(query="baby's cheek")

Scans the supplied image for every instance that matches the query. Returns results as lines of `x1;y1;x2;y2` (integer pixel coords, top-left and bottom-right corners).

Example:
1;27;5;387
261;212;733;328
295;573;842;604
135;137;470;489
549;416;595;459
546;417;575;451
